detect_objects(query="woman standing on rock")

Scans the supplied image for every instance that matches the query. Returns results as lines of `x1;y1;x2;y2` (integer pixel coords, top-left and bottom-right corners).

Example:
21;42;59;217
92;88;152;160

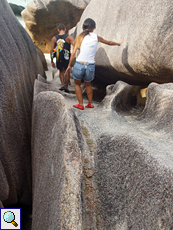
65;18;124;110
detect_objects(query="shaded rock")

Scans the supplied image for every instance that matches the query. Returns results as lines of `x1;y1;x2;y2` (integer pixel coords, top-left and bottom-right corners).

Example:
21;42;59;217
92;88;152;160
35;45;48;71
102;81;173;134
137;82;173;133
21;0;91;53
100;81;143;112
96;133;173;229
71;0;173;86
31;77;84;229
0;0;44;207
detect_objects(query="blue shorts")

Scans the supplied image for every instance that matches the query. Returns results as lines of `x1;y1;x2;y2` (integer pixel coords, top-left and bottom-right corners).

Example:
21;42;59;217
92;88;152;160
72;61;95;82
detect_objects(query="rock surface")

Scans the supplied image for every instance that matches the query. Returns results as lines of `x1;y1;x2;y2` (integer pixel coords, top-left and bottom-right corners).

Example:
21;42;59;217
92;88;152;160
31;73;173;229
35;45;48;71
73;81;173;229
71;0;173;86
21;0;91;53
3;0;173;228
0;0;44;207
31;76;84;229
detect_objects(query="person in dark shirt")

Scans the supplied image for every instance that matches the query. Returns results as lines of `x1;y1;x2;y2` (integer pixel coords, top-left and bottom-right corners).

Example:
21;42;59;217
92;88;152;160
50;24;74;93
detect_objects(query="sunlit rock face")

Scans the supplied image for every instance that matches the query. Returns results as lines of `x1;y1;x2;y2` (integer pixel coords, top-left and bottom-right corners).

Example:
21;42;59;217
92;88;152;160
71;0;173;87
0;0;44;207
21;0;91;53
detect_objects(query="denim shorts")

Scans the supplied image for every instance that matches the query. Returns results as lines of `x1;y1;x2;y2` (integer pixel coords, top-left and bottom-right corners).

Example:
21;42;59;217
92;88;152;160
72;61;95;82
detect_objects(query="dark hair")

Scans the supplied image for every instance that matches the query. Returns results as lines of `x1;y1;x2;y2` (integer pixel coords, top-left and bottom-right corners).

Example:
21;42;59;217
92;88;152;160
82;18;96;31
75;18;96;49
58;24;66;31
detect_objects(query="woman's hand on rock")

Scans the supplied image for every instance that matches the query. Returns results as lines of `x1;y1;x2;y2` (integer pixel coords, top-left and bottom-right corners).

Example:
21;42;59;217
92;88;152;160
119;38;124;46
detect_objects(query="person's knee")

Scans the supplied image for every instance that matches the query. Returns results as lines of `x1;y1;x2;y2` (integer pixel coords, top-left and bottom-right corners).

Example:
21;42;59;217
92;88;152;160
74;80;81;86
84;81;91;87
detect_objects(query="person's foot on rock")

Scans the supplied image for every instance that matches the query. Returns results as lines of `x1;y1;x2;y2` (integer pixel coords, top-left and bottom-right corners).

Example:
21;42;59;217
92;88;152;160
73;104;84;110
65;89;70;93
59;86;65;91
85;104;94;108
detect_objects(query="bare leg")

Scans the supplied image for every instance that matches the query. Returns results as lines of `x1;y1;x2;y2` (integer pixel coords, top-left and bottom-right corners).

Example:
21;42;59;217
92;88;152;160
74;79;83;105
52;70;54;80
65;71;70;90
84;81;93;104
59;69;65;87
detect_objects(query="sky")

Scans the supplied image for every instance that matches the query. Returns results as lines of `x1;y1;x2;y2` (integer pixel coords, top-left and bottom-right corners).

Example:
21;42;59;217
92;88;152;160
7;0;32;7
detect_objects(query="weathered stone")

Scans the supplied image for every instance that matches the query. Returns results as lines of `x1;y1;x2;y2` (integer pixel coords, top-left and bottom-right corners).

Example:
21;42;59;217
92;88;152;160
31;78;84;229
71;0;173;86
30;67;173;229
72;81;173;229
136;83;173;133
96;133;173;229
86;169;94;178
35;45;48;72
0;0;44;207
21;0;91;53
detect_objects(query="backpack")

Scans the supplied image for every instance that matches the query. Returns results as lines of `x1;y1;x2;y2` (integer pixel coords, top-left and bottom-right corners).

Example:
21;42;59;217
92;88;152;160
52;38;70;62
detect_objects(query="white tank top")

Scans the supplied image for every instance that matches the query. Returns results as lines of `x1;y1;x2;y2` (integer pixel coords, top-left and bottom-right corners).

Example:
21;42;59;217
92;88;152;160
76;32;98;64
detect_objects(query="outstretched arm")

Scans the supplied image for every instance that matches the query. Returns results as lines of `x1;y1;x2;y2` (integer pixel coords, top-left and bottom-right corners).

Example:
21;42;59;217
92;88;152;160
98;36;124;46
50;36;57;68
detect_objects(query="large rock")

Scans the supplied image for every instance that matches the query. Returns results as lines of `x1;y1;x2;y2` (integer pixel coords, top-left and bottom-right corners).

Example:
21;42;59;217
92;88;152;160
31;76;84;229
30;76;173;229
73;81;173;229
71;0;173;86
35;45;48;71
0;0;44;207
21;0;91;53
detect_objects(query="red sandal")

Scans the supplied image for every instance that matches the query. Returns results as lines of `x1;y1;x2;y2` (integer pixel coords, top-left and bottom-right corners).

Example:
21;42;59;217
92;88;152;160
85;104;94;108
73;104;84;110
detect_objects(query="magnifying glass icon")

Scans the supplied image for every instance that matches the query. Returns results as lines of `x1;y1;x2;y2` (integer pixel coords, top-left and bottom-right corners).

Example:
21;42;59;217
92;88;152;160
3;211;18;227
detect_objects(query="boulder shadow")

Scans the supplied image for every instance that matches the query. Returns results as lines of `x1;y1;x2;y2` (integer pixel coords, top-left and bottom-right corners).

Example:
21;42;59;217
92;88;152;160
95;47;150;88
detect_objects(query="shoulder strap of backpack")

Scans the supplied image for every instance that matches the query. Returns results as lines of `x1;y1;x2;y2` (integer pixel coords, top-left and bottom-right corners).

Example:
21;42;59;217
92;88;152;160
55;34;68;40
62;34;68;40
